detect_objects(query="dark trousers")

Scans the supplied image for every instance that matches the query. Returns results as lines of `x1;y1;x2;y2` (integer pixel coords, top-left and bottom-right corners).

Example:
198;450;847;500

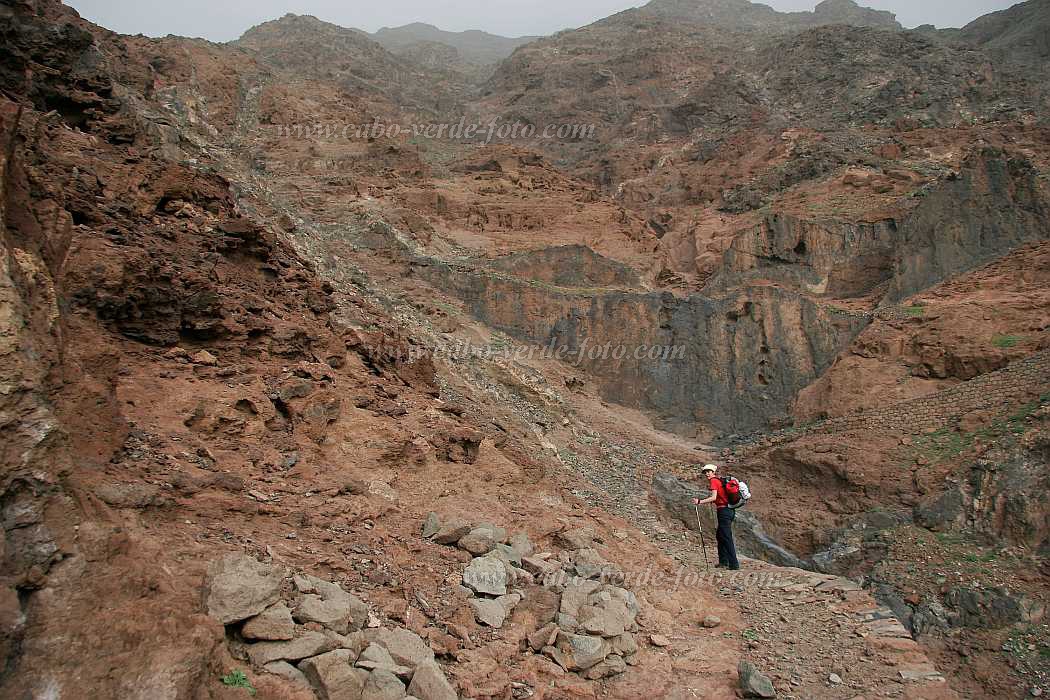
716;507;740;569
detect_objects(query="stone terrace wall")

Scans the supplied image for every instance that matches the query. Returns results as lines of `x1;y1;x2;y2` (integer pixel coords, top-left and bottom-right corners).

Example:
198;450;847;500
770;350;1050;444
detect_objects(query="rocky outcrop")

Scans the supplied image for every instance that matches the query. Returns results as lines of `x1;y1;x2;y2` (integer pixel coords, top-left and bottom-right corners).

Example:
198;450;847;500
913;408;1050;553
711;213;896;299
422;260;867;436
484;245;641;289
885;148;1050;303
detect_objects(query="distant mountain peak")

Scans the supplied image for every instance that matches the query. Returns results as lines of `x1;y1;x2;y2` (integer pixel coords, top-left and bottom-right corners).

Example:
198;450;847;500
642;0;901;31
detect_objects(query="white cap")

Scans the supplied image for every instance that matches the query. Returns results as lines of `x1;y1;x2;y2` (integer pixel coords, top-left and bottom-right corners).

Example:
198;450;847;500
701;464;718;473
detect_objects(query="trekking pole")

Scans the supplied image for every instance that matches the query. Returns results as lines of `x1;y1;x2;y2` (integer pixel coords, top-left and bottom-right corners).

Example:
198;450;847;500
695;504;710;571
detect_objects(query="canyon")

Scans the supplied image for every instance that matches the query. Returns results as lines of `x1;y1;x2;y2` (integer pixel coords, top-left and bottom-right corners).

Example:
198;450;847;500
1;0;1048;699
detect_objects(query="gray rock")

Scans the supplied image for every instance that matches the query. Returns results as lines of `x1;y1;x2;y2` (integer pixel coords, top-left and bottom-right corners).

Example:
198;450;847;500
946;586;1044;629
509;532;534;558
358;643;412;679
548;631;610;671
577;586;639;638
243;602;296;641
559;579;602;618
476;522;508;543
520;555;560;580
299;648;368;699
493;543;522;566
362;669;407;700
470;598;508;628
738;660;777;698
248;631;340;666
583;653;627;680
913;487;966;532
293;580;369;634
610;633;638;657
458;528;497;556
432;518;472;545
528;622;560;652
204;553;282;624
462;557;508;596
571;548;620;581
296;595;349;634
368;627;435;669
406;661;457;700
262;660;311;688
422;513;441;539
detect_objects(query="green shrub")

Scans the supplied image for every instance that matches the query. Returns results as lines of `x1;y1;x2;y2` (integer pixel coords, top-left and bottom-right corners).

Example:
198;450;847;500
220;670;256;696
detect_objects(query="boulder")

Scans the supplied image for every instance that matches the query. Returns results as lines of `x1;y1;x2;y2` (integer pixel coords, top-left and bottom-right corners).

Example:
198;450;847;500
362;669;407;700
493;543;521;566
204;553;283;625
577;586;639;638
406;661;457;700
262;660;311;688
299;649;369;699
296;594;352;634
571;548;621;581
547;632;610;671
458;528;497;556
738;660;777;698
559;579;602;618
432;519;472;546
243;602;296;641
462;556;508;596
248;631;340;666
368;627;435;669
611;633;638;657
469;598;508;628
583;653;627;680
292;577;368;633
422;513;441;539
528;623;560;652
509;532;534;557
520;555;560;580
475;522;508;544
358;643;413;679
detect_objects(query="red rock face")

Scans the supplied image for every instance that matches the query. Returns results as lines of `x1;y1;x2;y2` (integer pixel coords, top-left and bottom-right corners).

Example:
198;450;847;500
1;1;1048;698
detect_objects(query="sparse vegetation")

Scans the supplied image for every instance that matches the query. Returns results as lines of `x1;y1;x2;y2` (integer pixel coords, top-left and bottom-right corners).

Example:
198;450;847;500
992;334;1024;348
904;305;925;318
220;670;256;696
909;398;1046;466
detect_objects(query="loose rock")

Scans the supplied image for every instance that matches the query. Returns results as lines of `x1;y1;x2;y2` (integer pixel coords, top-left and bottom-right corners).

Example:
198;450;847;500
243;602;296;641
407;661;457;700
299;649;368;699
248;631;340;666
204;553;282;625
738;660;777;698
462;556;508;596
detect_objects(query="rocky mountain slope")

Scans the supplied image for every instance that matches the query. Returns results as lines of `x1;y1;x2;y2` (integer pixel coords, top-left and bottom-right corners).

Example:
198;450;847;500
643;0;902;31
372;23;539;66
1;0;1048;698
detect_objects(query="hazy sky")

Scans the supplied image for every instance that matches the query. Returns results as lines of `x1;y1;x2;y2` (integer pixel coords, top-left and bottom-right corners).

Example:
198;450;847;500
66;0;1020;42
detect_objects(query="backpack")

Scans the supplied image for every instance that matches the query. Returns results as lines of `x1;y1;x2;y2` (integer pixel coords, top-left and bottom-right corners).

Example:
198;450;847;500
720;476;752;509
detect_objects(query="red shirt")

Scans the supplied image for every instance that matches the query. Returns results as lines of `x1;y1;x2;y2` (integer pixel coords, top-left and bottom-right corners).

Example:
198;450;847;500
709;476;729;508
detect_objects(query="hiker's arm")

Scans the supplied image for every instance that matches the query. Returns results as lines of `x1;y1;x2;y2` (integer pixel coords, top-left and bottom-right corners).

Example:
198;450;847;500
693;491;717;506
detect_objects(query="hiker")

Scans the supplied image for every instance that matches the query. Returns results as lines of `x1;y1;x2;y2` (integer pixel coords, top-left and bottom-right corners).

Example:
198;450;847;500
692;464;740;570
